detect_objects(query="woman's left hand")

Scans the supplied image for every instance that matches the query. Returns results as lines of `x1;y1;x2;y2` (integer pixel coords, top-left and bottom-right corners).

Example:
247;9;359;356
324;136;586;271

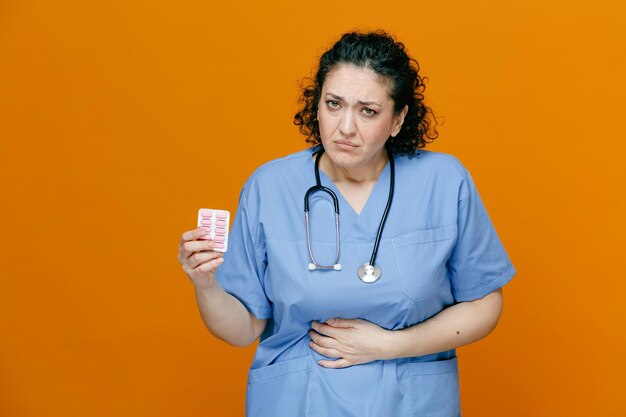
309;318;391;368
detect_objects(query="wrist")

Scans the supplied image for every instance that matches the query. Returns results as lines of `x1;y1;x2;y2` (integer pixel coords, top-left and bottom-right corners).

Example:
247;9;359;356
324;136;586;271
378;328;399;361
380;325;427;360
193;278;221;299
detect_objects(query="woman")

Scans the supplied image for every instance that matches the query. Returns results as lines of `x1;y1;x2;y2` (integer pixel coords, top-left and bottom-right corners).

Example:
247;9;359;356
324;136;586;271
178;31;516;416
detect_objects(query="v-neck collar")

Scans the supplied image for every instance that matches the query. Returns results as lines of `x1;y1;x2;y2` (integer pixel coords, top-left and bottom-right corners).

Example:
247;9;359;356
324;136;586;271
308;149;392;242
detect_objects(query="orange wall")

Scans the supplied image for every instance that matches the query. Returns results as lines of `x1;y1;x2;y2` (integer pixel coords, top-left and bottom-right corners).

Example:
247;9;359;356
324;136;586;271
1;1;624;416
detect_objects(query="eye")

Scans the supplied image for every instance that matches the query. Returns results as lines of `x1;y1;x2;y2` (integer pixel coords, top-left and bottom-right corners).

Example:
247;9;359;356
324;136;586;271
362;107;377;116
326;100;340;108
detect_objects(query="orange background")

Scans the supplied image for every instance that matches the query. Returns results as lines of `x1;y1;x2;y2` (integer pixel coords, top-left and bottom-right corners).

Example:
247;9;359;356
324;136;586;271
1;0;625;416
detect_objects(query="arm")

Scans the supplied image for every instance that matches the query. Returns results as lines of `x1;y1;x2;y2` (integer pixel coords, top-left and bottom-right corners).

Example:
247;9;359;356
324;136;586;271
195;283;268;348
308;288;503;368
382;287;502;359
179;227;267;348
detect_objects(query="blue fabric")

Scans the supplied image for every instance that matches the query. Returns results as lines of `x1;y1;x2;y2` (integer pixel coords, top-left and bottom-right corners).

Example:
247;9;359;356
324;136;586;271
215;147;516;417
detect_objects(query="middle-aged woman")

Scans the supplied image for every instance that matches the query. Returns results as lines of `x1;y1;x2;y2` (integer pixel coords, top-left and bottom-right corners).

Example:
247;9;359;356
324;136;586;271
178;30;516;416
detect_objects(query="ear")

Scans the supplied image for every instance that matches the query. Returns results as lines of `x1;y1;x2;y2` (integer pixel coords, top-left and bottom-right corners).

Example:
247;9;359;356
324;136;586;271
391;105;409;137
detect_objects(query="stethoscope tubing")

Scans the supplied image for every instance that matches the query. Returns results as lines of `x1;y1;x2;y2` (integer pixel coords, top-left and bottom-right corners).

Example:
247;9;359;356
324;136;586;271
369;149;394;267
304;152;341;270
304;146;395;275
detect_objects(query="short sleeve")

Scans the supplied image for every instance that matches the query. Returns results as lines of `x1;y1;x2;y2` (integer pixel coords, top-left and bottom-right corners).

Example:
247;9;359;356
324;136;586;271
447;166;517;302
214;181;272;319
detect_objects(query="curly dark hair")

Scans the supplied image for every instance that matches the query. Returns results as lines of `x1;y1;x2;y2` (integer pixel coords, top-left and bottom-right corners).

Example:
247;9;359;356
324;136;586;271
293;30;439;155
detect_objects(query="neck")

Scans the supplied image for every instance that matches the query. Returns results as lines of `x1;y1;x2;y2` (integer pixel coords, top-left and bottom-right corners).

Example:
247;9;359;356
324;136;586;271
321;149;389;184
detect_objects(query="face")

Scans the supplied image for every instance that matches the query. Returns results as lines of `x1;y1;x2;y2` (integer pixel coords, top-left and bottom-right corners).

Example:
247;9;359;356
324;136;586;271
317;63;408;172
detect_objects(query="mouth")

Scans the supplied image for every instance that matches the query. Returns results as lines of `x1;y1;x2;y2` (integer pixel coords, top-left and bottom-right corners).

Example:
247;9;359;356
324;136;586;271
334;140;358;148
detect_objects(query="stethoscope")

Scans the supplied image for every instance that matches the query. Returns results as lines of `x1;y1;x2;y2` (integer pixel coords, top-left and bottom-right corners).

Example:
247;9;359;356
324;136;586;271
304;147;395;283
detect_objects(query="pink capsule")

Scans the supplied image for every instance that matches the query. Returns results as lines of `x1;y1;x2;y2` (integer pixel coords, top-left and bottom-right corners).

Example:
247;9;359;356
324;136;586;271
216;212;228;219
214;242;224;248
200;209;213;217
214;227;226;234
201;219;212;226
215;220;226;227
214;235;225;242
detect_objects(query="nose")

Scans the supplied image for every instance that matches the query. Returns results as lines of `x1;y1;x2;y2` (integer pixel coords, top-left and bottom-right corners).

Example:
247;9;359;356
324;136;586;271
338;110;357;137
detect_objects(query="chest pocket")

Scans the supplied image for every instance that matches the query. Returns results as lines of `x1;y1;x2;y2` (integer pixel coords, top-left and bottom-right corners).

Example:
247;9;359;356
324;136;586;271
392;225;457;302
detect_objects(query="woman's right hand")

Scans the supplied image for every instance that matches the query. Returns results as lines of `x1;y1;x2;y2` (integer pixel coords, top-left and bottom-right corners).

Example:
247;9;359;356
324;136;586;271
178;227;225;290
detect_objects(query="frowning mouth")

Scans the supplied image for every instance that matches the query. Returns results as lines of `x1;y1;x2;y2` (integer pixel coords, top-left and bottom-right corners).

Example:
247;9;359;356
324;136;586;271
334;140;358;148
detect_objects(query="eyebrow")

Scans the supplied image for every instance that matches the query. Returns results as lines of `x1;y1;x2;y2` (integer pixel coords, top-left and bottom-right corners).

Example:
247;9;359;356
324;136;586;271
325;92;382;107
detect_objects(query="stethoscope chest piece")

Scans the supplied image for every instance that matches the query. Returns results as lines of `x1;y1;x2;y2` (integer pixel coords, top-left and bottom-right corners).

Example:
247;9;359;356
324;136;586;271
357;263;382;283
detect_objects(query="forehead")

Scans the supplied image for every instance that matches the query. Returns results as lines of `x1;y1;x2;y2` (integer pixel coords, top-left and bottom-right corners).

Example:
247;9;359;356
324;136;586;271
322;64;393;101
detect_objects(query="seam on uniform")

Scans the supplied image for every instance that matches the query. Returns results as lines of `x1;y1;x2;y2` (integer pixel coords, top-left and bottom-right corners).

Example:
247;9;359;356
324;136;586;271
248;367;310;383
410;370;457;376
452;263;514;294
394;235;456;248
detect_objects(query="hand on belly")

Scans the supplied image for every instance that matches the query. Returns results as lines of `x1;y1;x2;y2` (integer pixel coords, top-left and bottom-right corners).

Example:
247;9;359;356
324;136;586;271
308;318;391;368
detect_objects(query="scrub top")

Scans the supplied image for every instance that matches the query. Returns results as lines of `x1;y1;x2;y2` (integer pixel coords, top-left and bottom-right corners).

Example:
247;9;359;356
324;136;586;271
215;146;516;417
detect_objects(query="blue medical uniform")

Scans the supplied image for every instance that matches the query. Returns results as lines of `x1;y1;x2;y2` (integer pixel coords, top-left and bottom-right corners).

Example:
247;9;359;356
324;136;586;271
215;146;516;417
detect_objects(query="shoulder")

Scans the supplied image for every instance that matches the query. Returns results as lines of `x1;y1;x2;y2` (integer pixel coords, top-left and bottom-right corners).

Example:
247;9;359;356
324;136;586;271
240;147;316;198
252;147;315;179
395;149;469;179
395;149;473;201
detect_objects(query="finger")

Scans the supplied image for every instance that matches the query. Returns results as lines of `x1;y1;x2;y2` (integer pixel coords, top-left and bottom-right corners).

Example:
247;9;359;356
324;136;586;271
194;256;224;273
182;239;218;257
308;330;340;350
326;318;356;328
189;251;223;269
317;358;352;369
181;227;209;243
309;341;342;359
311;321;341;337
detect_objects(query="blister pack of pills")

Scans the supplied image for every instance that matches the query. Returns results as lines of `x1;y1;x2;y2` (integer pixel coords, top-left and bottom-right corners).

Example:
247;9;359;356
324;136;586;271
197;208;230;252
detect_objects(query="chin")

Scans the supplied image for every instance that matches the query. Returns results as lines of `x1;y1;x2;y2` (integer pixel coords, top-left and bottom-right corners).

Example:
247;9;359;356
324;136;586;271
326;151;361;168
